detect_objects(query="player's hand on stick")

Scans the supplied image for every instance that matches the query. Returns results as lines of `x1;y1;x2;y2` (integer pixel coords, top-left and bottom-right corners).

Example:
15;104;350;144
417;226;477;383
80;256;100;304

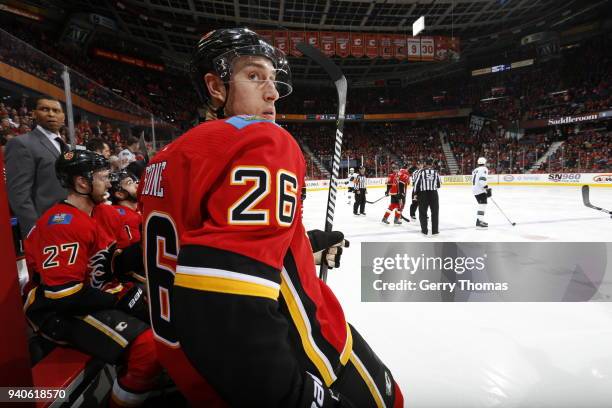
307;229;350;269
486;187;492;197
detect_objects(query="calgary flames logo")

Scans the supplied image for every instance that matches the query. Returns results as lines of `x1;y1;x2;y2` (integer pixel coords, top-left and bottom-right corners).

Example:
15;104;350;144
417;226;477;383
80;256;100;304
64;151;74;160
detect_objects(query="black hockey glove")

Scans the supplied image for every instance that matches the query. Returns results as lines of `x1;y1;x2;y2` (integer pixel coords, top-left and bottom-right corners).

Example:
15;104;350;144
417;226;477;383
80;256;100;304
307;229;350;269
89;242;118;289
486;187;492;197
385;185;390;196
114;282;148;321
113;242;144;277
348;187;354;193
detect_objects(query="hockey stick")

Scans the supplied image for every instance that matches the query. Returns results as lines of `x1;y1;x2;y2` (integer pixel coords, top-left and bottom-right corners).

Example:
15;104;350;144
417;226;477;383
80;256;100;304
582;185;612;217
297;42;347;282
490;197;516;226
366;195;387;204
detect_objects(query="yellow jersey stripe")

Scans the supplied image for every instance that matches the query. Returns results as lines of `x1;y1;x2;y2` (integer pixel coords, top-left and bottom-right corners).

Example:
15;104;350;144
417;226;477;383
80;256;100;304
44;283;83;299
80;315;129;348
350;352;386;408
280;269;337;386
339;323;353;366
175;273;279;300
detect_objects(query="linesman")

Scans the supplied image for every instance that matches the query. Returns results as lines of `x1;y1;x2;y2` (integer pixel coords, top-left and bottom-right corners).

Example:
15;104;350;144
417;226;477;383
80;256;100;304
413;158;441;235
353;165;367;216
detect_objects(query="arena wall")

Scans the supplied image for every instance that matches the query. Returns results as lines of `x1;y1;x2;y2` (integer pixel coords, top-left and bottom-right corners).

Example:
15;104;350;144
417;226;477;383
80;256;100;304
305;173;612;192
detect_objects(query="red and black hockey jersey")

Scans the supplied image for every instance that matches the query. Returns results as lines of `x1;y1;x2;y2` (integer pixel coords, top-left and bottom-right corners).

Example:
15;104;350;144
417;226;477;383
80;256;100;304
113;204;142;246
25;202;112;287
386;172;399;195
139;115;352;407
92;203;131;249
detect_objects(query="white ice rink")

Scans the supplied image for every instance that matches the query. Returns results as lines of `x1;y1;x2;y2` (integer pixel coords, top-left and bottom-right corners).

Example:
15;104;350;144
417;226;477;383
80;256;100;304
302;185;612;408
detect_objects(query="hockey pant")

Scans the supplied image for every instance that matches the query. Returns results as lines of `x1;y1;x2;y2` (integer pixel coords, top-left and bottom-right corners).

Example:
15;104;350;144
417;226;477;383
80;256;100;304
353;189;366;214
383;196;404;220
331;324;404;408
24;286;161;406
475;192;488;222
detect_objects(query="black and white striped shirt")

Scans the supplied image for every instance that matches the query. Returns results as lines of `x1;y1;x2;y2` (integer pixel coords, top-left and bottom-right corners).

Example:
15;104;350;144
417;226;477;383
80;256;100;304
411;169;422;193
353;174;367;189
414;168;441;193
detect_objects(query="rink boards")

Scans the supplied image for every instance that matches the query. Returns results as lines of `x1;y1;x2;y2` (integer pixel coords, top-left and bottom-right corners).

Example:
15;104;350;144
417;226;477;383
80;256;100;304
306;172;612;191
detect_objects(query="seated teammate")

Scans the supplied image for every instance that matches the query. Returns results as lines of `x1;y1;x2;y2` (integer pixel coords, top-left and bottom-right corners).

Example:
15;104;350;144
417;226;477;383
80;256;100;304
23;150;161;407
109;170;145;283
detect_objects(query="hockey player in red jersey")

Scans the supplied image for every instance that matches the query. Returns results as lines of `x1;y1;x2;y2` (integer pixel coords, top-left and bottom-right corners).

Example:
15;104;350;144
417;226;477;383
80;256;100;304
382;164;404;225
24;150;161;407
110;170;141;246
109;170;145;283
139;28;403;407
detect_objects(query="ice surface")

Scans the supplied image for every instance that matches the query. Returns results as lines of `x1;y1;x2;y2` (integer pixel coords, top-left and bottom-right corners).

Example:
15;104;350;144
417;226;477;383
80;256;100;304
302;185;612;407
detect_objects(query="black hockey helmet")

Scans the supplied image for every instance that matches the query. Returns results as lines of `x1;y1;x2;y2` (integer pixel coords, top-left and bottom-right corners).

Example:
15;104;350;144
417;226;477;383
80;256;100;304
56;149;109;189
110;170;138;202
190;28;292;106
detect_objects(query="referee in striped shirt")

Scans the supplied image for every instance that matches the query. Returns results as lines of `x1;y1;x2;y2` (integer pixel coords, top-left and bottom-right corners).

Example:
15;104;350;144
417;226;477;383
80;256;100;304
413;158;441;235
353;166;367;215
408;162;423;220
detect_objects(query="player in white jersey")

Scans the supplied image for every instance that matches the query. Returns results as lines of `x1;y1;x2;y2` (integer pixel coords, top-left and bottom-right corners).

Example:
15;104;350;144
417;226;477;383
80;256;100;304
346;167;355;204
472;157;492;228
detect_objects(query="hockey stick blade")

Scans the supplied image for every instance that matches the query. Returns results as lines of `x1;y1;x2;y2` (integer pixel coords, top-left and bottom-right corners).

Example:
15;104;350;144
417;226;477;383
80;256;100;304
298;43;347;281
582;185;612;216
297;43;343;82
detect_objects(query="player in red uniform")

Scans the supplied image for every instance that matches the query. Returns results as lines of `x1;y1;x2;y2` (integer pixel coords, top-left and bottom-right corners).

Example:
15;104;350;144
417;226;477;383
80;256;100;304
397;166;410;220
23;150;160;407
139;28;402;407
109;170;145;283
382;164;403;225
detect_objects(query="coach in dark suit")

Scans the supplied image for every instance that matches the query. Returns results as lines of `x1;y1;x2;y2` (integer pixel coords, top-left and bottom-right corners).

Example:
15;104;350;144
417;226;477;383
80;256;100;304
5;97;68;238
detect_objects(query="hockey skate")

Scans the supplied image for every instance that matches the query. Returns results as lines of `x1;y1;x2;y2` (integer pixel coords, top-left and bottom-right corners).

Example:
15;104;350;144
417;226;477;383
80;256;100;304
381;217;390;224
394;217;402;225
476;219;488;228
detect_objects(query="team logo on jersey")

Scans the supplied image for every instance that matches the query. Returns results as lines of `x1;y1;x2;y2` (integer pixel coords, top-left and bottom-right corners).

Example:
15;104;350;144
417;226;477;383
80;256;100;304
116;208;126;216
48;213;73;225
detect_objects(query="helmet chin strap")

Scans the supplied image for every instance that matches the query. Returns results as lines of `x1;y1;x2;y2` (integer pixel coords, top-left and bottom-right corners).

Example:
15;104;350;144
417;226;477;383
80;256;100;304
74;177;102;204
